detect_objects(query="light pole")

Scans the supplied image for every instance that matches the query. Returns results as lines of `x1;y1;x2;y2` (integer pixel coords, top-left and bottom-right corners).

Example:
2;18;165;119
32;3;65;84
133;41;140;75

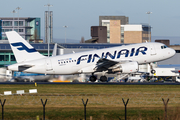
44;3;53;57
146;11;152;42
11;10;17;31
16;7;21;33
63;26;68;43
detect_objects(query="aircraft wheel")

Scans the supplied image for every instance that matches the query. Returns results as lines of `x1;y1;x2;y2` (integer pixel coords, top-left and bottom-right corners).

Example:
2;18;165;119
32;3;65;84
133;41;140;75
89;76;97;82
151;69;156;74
100;76;107;82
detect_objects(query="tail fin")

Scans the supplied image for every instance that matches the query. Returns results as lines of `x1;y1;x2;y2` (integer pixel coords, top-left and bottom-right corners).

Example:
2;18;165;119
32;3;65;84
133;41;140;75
6;31;46;63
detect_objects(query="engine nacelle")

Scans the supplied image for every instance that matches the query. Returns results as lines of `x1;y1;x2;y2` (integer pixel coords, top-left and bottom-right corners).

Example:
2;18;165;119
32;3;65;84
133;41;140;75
112;61;139;73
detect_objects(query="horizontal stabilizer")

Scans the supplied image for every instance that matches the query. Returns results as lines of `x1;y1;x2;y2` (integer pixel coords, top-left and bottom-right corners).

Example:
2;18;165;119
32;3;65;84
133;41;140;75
18;65;34;72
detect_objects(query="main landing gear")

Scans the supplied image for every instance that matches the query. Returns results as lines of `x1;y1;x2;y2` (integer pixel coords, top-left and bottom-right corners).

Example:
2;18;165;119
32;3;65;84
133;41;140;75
100;76;107;82
89;75;97;82
89;73;108;82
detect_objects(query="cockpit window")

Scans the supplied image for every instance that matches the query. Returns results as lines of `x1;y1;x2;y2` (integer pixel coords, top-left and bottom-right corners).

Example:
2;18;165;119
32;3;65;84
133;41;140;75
161;45;167;49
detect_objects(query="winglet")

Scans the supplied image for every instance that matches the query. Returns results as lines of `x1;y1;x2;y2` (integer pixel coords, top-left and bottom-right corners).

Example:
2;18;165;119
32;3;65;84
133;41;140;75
6;31;46;63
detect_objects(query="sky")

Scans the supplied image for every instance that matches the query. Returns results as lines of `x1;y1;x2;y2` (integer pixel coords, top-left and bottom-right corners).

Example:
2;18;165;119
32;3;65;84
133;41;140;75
1;0;180;44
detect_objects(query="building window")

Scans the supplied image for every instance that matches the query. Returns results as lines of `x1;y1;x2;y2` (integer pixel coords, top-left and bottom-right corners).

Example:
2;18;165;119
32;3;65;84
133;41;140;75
14;29;18;32
121;38;124;43
107;38;110;43
14;21;23;26
0;55;4;61
26;29;31;34
14;29;23;32
19;29;23;32
121;27;124;33
19;21;23;26
0;55;9;61
2;29;12;32
2;36;8;40
11;55;16;61
3;21;12;26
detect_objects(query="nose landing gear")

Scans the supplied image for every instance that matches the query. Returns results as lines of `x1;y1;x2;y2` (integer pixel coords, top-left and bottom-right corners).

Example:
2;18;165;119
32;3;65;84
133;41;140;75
151;69;156;74
149;63;156;74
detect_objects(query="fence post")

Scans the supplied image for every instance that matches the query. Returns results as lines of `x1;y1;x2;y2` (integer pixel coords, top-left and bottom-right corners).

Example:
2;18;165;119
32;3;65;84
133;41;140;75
41;99;47;120
82;99;88;120
122;98;129;120
162;98;169;120
0;99;6;120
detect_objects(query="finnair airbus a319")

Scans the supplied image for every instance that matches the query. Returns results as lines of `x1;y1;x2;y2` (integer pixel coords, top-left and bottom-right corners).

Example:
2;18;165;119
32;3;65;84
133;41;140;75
6;31;175;82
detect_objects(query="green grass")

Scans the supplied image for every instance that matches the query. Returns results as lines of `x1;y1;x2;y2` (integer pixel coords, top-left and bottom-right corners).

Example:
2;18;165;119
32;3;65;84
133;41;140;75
1;84;180;93
0;84;180;119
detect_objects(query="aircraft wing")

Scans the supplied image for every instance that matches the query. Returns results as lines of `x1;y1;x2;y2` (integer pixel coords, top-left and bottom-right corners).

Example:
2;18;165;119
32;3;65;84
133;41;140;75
94;58;137;73
94;58;118;71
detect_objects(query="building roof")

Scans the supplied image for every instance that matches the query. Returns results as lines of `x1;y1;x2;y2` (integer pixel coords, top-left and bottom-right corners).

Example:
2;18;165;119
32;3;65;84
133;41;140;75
0;42;127;51
85;38;98;43
0;17;39;20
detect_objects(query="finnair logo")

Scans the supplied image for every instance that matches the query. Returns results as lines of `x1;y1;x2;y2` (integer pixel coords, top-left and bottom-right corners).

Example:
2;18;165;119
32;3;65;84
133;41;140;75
11;42;37;53
77;46;148;65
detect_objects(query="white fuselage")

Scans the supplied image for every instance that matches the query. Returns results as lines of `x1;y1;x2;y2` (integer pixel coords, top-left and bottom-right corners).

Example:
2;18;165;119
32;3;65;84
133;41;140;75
8;42;175;75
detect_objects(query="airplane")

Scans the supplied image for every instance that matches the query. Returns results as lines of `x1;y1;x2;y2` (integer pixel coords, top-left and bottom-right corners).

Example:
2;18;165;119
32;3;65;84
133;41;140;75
5;31;175;82
11;71;53;82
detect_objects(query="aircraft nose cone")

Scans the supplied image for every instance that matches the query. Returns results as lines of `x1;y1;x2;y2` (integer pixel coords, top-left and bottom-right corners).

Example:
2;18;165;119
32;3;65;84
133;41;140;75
170;48;176;57
172;49;176;56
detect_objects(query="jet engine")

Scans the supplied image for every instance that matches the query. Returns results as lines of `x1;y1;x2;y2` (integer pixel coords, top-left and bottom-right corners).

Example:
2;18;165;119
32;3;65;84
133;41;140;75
111;61;139;73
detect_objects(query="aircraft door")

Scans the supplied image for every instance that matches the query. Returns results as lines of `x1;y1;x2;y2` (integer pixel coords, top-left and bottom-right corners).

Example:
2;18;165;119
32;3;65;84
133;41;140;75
150;44;156;55
46;59;53;71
